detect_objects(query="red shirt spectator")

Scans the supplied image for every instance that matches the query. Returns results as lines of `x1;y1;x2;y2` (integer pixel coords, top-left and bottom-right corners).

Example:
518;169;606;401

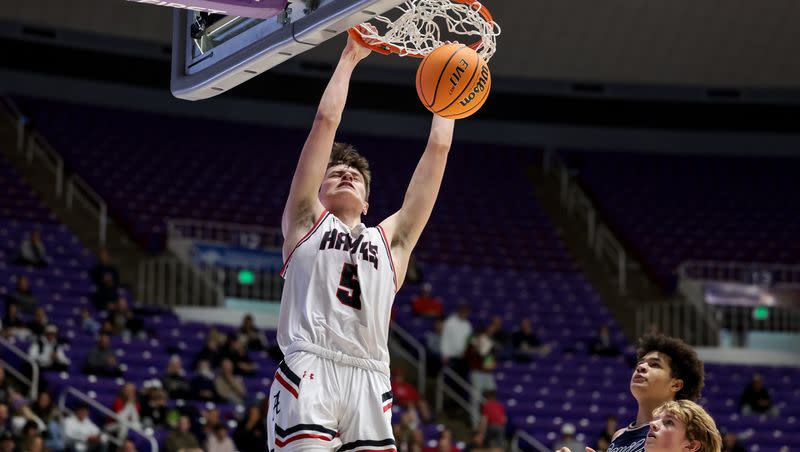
411;283;443;318
481;398;506;426
391;371;420;406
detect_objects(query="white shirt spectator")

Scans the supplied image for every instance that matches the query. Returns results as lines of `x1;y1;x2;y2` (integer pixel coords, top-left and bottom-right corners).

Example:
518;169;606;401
63;412;103;452
28;329;71;368
441;312;473;360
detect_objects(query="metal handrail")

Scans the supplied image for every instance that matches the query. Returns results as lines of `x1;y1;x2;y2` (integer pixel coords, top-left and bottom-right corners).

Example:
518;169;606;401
595;224;628;294
435;366;485;427
137;256;224;307
0;96;26;153
388;321;427;396
678;260;800;287
544;149;629;294
0;336;39;399
511;429;550;452
27;133;65;197
58;387;158;452
167;218;283;249
66;174;108;245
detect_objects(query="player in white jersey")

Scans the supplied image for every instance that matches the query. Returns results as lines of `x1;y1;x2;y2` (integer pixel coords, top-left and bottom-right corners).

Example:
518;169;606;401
267;35;455;451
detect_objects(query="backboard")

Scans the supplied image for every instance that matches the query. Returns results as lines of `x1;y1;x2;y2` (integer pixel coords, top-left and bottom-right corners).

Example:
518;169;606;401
169;0;408;100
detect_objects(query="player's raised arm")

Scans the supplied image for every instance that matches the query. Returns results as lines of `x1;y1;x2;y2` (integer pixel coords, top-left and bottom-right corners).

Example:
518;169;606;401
380;114;455;286
282;37;370;253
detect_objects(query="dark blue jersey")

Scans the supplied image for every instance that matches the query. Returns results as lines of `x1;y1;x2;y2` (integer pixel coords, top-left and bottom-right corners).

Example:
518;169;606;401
607;424;649;452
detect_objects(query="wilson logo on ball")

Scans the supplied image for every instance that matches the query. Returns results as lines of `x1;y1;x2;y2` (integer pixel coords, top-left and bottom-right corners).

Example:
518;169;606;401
459;65;490;107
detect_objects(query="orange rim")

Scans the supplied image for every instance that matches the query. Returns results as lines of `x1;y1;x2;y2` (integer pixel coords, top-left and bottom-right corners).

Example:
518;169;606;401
347;0;494;58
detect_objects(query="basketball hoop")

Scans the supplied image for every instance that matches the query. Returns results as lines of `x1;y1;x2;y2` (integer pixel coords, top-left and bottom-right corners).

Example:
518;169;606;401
347;0;500;60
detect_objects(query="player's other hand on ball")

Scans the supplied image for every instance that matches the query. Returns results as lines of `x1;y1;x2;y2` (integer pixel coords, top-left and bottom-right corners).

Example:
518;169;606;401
343;33;372;63
555;448;571;452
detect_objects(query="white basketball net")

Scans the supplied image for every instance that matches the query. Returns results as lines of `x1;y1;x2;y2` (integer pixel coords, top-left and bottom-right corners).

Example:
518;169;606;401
352;0;500;61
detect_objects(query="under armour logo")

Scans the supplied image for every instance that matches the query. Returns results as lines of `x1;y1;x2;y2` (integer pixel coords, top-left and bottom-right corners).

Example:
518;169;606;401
302;371;315;380
273;391;281;414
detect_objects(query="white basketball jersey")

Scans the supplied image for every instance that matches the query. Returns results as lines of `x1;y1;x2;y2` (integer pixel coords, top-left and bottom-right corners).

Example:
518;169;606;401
278;210;397;370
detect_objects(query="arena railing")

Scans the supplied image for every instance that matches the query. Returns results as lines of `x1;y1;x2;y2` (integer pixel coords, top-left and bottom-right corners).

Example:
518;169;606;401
65;175;108;246
0;336;39;399
0;97;65;198
678;260;800;288
636;301;721;346
166;218;283;249
542;149;629;294
58;386;159;452
435;366;484;427
511;429;551;452
137;256;224;307
388;321;427;396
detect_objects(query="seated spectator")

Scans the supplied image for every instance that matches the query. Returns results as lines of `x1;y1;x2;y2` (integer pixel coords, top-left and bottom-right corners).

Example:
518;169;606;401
205;424;234;452
589;325;620;357
3;304;25;337
0;368;22;404
597;415;617;450
165;415;201;452
89;249;120;311
488;316;511;353
222;336;256;376
510;318;548;362
237;314;268;352
393;410;423;452
80;308;100;336
441;303;473;375
722;431;746;452
120;439;137;452
194;408;220;444
424;318;443;376
162;356;191;400
477;390;506;450
140;379;168;427
84;334;122;377
0;431;13;452
107;298;144;339
739;373;773;415
28;325;71;372
0;402;11;437
110;383;141;442
17;230;49;267
436;428;458;452
390;369;431;423
5;275;38;315
23;391;65;451
411;283;444;318
26;308;48;338
553;423;584;452
194;334;223;369
232;405;267;452
189;360;217;402
214;359;245;405
19;420;44;452
63;403;105;452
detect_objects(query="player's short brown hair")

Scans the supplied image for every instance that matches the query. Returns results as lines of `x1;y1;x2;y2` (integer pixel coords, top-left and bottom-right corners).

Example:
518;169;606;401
637;333;704;401
328;143;371;199
653;400;722;452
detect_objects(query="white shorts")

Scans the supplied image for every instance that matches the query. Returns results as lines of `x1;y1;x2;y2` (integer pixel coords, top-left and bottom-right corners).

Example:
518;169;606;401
267;349;396;451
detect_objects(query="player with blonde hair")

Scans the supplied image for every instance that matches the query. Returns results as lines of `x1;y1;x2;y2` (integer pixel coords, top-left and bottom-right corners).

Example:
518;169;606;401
646;400;722;452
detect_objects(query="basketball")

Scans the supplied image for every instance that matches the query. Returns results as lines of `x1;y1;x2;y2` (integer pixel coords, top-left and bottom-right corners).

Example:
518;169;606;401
416;43;492;119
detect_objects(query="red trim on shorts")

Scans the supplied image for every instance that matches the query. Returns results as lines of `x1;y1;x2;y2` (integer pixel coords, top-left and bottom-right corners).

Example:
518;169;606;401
280;210;329;277
376;225;398;290
275;373;298;399
382;402;393;413
274;433;334;447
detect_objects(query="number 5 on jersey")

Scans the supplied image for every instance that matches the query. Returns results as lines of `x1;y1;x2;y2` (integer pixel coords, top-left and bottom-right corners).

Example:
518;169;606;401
337;263;362;310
